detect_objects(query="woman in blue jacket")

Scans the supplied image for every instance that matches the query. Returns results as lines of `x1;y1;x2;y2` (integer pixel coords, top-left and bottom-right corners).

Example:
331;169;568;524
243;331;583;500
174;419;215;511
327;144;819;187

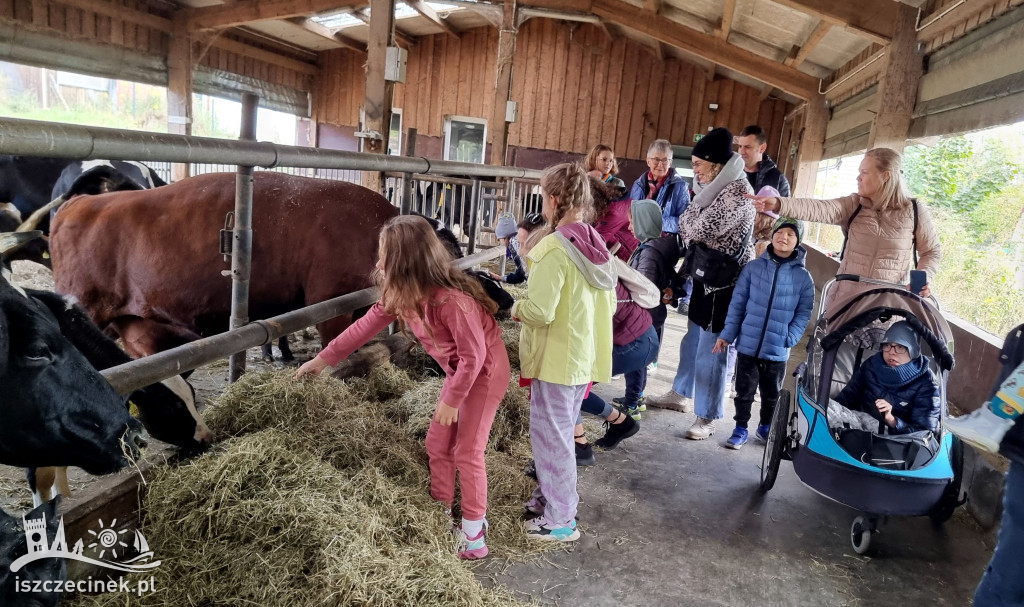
628;139;690;235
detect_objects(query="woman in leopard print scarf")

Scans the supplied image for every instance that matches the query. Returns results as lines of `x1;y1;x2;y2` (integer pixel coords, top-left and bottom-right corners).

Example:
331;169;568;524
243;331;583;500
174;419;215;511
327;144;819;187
647;127;755;441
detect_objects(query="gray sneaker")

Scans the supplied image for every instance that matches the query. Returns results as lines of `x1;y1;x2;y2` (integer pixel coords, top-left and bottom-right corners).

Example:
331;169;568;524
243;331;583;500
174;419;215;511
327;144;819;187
685;417;716;440
646;390;693;413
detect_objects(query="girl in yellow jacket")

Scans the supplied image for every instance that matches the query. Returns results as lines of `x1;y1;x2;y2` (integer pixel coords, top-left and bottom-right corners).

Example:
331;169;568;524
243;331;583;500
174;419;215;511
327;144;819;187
512;163;617;542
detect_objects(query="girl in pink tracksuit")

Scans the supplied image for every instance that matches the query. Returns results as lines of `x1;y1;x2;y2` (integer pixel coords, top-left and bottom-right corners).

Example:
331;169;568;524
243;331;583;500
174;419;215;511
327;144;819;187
295;215;511;560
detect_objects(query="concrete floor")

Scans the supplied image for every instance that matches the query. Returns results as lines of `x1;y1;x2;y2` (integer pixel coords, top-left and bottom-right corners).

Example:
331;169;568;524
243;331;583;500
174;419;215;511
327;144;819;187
482;307;997;607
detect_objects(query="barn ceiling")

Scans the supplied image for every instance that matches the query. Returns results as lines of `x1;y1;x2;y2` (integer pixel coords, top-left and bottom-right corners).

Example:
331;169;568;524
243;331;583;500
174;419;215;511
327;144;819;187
169;0;942;102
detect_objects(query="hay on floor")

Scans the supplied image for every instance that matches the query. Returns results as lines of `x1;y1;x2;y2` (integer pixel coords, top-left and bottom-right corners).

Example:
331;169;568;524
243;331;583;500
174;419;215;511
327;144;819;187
68;363;548;607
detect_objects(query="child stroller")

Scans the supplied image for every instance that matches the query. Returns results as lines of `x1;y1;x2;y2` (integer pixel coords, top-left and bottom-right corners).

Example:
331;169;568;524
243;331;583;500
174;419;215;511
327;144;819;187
760;275;964;555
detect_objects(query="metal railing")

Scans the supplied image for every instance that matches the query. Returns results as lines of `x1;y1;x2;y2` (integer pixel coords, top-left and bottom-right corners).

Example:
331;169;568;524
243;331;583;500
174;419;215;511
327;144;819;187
100;248;502;395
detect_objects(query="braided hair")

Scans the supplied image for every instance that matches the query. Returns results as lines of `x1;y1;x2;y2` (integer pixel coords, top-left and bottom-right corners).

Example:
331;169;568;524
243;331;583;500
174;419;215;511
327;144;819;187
541;162;594;227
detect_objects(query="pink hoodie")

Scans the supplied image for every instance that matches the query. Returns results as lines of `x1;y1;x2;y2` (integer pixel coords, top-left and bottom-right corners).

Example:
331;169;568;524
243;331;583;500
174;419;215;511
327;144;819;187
319;288;508;409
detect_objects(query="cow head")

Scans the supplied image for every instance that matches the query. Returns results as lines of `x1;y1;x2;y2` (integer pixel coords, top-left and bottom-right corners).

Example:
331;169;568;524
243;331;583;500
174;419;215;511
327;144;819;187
1;232;143;475
0;498;65;607
130;375;213;455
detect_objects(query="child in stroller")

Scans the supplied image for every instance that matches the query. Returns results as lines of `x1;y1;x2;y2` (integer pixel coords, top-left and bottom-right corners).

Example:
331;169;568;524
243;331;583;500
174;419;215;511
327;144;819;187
830;321;940;436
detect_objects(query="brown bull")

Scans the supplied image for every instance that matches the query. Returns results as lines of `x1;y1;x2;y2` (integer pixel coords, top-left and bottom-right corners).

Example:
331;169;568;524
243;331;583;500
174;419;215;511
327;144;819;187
50;172;398;358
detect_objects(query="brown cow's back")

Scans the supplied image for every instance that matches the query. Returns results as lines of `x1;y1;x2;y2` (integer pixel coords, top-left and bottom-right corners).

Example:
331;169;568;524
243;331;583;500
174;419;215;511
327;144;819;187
51;172;398;352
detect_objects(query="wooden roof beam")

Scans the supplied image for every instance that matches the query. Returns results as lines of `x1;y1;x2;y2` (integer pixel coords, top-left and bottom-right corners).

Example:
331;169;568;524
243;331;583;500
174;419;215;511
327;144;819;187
769;0;894;46
406;0;461;38
644;0;661;14
786;20;831;67
592;0;819;99
286;17;367;53
186;0;365;31
349;8;419;47
717;0;737;40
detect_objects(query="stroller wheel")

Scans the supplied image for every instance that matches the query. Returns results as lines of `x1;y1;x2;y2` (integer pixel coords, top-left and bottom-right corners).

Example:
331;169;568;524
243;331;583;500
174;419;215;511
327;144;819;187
851;516;873;555
759;389;791;493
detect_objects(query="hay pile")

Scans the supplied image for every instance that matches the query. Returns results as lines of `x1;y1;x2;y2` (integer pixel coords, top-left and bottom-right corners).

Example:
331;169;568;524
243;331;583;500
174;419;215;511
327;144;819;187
69;338;544;606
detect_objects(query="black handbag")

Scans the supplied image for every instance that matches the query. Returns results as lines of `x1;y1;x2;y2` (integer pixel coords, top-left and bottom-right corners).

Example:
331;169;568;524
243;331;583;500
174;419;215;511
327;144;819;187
683;223;753;289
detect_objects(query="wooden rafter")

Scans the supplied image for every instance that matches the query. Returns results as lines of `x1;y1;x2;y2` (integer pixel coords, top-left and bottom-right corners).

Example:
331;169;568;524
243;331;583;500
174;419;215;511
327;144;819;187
769;0;894;45
644;0;660;14
786;20;831;67
717;0;737;40
349;9;419;47
592;0;819;99
186;0;364;32
406;0;460;37
286;16;367;53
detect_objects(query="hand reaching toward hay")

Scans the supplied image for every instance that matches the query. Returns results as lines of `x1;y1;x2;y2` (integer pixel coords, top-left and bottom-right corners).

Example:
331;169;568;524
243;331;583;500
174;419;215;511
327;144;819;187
293;355;329;378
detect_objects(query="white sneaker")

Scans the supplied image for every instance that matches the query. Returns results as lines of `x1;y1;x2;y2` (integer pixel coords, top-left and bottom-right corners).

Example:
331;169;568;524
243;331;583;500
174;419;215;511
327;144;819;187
647;361;658;373
685;417;716;440
646;390;693;413
944;406;1015;454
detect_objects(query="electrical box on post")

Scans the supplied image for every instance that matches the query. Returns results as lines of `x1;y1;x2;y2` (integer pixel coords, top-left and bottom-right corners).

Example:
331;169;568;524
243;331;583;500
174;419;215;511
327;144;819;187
385;46;408;83
505;100;518;123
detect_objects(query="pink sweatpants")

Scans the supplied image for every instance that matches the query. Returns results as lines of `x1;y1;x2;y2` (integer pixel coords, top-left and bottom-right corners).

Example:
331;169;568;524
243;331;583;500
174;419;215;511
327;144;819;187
424;357;511;520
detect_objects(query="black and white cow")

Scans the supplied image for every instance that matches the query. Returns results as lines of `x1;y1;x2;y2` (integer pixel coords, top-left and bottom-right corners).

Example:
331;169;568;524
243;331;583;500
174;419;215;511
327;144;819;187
23;288;213;506
0;157;166;265
0;498;64;607
0;231;143;474
1;231;211;501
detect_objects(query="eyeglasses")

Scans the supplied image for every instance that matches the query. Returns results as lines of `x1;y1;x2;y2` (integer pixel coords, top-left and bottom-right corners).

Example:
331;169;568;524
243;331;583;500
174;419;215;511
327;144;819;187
647;157;671;165
881;343;909;354
525;212;544;226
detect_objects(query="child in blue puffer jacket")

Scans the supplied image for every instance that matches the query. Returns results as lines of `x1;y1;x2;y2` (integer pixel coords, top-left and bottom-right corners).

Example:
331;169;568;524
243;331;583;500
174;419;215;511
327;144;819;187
713;217;815;449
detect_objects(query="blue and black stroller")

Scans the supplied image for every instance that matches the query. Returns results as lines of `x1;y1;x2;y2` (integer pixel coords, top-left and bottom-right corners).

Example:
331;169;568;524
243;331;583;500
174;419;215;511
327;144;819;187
760;275;964;554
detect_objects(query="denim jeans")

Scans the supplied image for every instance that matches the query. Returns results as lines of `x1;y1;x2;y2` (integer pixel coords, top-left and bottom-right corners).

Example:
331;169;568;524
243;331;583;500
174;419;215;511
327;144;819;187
975;460;1024;606
671;319;728;420
732;352;787;428
580;326;660;419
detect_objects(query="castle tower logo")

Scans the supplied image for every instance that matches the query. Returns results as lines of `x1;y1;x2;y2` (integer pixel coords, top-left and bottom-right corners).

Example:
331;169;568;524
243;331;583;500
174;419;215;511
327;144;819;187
9;513;161;574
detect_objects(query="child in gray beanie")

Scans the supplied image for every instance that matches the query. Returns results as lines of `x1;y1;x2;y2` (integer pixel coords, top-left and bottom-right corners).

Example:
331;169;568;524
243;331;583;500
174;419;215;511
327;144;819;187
833;321;940;435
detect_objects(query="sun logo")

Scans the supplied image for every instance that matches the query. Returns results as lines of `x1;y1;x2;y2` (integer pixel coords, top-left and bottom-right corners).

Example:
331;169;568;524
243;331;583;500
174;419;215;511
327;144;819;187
86;518;130;560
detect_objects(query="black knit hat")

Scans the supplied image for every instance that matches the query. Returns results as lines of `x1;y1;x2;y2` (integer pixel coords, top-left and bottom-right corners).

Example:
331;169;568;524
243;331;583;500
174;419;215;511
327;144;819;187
692;127;734;165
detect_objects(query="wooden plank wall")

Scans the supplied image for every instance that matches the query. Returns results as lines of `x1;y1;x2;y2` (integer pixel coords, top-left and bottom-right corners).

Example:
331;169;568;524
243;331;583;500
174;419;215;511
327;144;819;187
197;35;313;93
0;0;168;56
315;21;793;160
0;0;310;94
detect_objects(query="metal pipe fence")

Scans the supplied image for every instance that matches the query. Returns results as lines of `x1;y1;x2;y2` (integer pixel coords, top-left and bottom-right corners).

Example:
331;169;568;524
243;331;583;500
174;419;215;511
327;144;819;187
101;247;502;395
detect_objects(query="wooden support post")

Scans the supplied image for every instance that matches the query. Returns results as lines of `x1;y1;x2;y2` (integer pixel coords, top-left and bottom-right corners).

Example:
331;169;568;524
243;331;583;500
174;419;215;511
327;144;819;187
867;3;921;154
792;94;827;197
489;0;518;166
361;0;397;193
167;16;193;182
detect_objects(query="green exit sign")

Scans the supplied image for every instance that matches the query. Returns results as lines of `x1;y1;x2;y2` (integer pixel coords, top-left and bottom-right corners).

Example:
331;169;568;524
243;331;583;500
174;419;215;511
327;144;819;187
693;134;704;142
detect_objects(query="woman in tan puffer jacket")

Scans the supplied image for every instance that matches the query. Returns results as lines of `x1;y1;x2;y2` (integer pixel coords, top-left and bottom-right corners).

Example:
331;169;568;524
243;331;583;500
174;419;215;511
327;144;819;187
750;147;941;307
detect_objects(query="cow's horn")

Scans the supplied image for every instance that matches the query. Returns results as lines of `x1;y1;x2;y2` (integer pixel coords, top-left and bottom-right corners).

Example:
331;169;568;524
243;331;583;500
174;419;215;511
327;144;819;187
16;195;66;233
0;231;43;256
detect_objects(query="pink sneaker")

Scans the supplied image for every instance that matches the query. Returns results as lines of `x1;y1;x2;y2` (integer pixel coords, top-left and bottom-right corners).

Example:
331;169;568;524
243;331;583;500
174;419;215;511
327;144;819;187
456;525;488;560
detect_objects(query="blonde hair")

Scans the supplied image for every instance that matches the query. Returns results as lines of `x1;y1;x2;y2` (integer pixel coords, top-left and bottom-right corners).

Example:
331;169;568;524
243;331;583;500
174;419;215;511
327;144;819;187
541;163;594;227
865;148;913;212
584;144;619;176
375;216;498;325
